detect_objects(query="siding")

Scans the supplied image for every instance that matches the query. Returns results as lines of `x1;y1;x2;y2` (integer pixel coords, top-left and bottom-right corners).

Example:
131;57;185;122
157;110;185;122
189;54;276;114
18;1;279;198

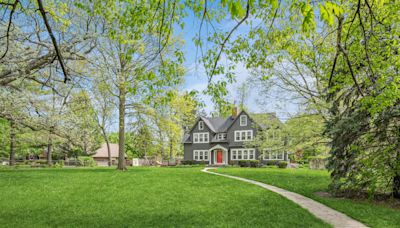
183;112;289;163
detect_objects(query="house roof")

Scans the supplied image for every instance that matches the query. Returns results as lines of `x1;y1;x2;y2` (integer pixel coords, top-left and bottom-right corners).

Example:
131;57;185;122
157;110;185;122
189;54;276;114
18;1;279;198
202;116;234;132
92;143;126;158
183;110;280;143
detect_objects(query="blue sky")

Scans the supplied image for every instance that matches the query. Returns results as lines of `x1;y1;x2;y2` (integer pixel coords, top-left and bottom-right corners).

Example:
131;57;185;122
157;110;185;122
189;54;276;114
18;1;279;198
175;11;300;121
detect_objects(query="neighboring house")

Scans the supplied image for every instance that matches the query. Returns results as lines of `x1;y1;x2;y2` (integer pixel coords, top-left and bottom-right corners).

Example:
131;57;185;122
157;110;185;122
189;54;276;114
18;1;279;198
92;143;126;166
183;107;289;165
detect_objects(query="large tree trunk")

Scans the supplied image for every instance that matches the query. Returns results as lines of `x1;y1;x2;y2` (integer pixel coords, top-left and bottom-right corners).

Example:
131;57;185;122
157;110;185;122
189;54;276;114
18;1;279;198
117;82;126;170
106;139;112;167
47;132;53;166
169;138;173;160
394;174;400;199
9;119;16;166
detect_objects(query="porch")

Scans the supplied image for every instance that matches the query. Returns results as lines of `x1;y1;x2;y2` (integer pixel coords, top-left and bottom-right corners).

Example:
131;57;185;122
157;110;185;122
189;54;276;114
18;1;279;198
208;144;228;165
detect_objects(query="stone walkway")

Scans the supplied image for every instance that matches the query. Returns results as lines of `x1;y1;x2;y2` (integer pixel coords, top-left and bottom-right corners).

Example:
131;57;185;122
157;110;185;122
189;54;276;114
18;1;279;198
202;168;367;228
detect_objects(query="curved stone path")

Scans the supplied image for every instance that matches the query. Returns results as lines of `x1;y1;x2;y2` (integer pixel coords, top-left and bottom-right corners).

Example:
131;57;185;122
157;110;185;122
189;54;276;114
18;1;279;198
202;168;367;228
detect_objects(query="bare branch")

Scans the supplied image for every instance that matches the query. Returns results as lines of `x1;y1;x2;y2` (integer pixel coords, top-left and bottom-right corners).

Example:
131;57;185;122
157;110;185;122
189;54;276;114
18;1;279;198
37;0;69;83
208;0;250;83
0;0;19;60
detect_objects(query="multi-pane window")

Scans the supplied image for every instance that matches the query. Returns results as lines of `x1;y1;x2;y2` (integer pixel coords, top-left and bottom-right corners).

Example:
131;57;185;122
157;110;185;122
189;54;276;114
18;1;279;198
231;149;256;160
193;132;209;143
198;121;204;130
217;133;227;140
263;150;284;160
194;150;209;161
240;115;247;126
234;130;253;141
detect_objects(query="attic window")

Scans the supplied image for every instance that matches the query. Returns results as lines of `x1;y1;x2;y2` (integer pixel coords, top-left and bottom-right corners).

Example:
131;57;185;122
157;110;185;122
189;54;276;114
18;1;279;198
240;115;247;126
199;121;204;130
217;133;227;140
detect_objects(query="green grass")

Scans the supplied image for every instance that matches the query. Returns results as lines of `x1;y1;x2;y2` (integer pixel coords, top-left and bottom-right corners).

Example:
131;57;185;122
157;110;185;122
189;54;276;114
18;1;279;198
0;167;329;228
215;167;400;228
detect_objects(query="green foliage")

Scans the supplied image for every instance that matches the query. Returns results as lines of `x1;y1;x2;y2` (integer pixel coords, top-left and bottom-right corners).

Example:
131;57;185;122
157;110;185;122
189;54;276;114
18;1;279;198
216;168;400;227
77;156;96;167
277;161;287;169
181;160;195;165
238;160;259;167
54;160;65;168
265;160;279;166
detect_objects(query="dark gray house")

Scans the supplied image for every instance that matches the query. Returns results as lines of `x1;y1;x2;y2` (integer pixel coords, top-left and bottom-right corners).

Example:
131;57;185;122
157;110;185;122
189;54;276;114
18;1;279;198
183;107;289;165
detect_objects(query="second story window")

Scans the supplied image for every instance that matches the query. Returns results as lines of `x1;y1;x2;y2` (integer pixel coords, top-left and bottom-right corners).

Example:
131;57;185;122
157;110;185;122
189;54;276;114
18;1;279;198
193;132;209;143
198;121;204;130
217;133;227;140
240;115;247;126
234;130;253;142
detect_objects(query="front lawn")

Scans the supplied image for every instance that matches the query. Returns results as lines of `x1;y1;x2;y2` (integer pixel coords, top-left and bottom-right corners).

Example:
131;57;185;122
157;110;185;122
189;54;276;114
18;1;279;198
215;167;400;228
0;167;329;227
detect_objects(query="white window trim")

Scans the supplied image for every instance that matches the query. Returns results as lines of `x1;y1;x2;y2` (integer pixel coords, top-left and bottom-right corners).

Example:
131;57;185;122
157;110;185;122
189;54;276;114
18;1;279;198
231;148;256;160
240;115;247;126
194;150;209;161
198;121;204;130
234;130;253;142
193;132;209;143
263;150;284;160
217;133;227;140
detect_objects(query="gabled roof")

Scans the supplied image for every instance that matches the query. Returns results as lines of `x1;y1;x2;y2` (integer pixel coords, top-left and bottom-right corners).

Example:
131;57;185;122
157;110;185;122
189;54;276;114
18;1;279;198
183;110;280;143
202;116;234;132
92;143;127;158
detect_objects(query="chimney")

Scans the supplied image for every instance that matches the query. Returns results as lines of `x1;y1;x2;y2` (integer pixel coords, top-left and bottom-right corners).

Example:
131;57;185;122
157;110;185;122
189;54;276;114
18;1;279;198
232;106;238;118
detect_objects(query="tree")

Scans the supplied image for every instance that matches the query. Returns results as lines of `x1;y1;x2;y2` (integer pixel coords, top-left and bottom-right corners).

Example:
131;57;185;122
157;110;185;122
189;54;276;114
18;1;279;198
285;114;329;161
92;79;115;166
90;0;185;170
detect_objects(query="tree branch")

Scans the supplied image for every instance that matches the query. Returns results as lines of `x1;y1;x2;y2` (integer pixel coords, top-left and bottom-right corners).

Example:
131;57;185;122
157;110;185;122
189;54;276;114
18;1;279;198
0;0;19;60
37;0;69;83
208;0;250;83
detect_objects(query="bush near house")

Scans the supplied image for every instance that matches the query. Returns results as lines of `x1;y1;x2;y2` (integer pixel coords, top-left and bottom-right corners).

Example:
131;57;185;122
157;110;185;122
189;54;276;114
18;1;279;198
181;160;195;165
238;160;260;168
264;160;287;168
229;160;238;166
265;160;280;166
277;161;287;168
77;156;96;167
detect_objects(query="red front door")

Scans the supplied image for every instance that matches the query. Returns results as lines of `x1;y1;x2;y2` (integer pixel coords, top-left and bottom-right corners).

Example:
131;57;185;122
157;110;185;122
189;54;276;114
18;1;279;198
217;150;223;163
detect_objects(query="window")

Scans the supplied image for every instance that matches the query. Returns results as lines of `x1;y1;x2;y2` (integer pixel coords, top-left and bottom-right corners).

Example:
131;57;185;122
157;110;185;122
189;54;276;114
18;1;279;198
263;150;284;160
234;130;253;141
193;132;209;143
198;121;204;130
231;149;256;160
217;133;227;140
240;115;247;126
194;150;209;161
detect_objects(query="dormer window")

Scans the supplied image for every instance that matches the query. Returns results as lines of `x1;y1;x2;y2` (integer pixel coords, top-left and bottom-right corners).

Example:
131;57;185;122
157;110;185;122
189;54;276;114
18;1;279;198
240;115;247;126
198;121;204;130
217;133;227;140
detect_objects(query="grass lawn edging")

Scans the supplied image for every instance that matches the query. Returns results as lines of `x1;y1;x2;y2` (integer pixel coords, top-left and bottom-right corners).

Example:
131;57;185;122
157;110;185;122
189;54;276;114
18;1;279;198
215;167;400;228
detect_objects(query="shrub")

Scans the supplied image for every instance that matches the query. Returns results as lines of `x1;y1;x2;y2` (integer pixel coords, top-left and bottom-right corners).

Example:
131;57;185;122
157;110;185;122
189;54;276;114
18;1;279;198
265;160;279;166
181;160;195;165
229;160;238;166
238;160;249;167
77;156;96;167
249;160;260;168
277;161;287;168
54;160;64;168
